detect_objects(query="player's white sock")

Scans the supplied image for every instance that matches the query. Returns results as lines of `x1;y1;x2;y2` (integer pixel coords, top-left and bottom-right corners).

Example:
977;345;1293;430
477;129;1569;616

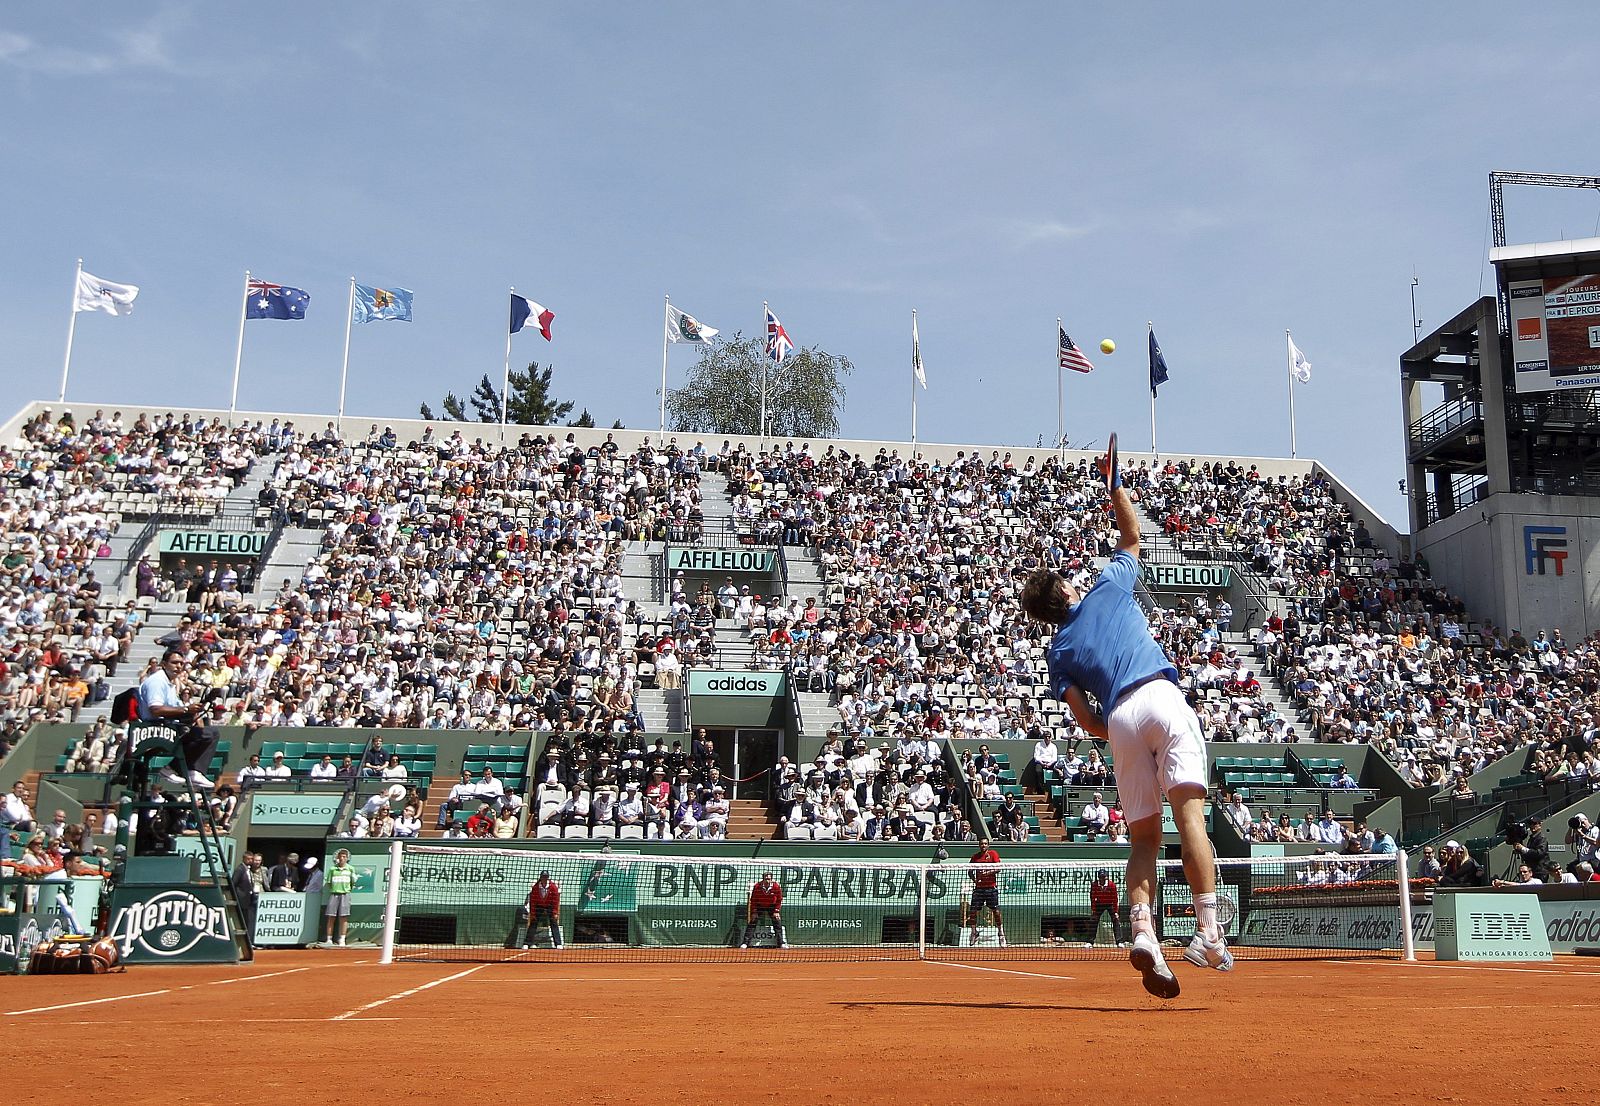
1195;893;1220;942
1129;902;1155;940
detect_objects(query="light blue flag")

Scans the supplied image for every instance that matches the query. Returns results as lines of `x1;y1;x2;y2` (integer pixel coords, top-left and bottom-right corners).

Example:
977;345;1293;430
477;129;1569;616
352;283;413;323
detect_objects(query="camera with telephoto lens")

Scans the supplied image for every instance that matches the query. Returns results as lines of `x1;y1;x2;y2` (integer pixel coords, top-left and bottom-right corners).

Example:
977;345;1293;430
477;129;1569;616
1571;815;1587;830
1504;821;1529;846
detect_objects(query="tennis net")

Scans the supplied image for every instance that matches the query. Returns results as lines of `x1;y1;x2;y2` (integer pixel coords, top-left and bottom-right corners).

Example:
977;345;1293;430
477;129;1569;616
379;844;1420;963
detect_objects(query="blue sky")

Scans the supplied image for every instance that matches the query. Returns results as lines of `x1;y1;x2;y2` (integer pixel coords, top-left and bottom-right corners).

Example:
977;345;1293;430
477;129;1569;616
5;3;1600;526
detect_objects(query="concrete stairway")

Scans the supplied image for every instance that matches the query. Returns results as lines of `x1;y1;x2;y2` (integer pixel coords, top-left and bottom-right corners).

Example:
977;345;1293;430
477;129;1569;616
77;600;192;726
725;797;780;840
1022;789;1066;841
254;526;325;598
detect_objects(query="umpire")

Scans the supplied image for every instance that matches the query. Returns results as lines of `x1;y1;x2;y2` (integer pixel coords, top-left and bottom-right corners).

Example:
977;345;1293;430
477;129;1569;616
136;649;220;790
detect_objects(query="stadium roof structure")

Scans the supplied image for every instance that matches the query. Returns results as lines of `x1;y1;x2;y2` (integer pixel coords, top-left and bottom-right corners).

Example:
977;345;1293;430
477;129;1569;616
1488;235;1600;281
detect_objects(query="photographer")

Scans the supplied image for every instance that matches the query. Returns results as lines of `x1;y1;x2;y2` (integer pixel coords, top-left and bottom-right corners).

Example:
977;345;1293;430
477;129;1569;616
1437;841;1484;887
1566;814;1600;876
1506;816;1551;881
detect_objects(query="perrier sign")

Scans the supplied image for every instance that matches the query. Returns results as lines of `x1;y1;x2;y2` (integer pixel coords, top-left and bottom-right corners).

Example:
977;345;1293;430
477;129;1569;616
106;885;238;964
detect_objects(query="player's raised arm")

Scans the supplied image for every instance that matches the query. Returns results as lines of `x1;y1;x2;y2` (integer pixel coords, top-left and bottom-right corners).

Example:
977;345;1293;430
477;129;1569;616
1099;442;1140;559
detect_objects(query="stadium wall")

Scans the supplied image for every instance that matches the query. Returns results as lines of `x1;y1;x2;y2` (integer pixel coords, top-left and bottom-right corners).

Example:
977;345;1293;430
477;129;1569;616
9;398;1396;521
1416;490;1600;639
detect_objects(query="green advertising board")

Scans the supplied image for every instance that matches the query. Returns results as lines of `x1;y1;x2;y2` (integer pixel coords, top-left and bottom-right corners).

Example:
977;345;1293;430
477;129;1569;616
686;669;788;728
173;833;236;870
0;902;71;973
1142;562;1232;590
666;547;776;574
251;792;344;828
157;530;270;557
106;884;238;964
253;891;322;946
1434;892;1551;961
391;857;1153;949
687;670;786;697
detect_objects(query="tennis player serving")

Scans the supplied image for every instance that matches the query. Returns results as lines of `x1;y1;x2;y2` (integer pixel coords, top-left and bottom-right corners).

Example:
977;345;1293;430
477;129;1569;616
1020;438;1232;998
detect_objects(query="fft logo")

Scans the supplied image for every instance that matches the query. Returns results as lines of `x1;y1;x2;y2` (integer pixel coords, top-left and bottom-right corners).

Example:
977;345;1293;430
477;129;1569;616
1523;525;1569;576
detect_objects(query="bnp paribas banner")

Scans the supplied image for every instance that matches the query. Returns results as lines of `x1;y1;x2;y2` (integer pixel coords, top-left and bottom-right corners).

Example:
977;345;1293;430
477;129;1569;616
430;858;1128;948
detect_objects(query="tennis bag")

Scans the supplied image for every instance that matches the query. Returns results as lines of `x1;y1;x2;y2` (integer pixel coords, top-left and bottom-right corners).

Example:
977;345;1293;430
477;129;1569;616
28;935;124;975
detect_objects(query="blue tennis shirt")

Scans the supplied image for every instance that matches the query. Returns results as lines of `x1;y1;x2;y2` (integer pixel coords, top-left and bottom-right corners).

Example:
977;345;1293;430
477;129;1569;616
1045;550;1178;712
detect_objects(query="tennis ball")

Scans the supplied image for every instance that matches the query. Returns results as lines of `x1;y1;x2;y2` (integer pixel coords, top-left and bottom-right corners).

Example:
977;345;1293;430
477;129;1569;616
1100;338;1116;355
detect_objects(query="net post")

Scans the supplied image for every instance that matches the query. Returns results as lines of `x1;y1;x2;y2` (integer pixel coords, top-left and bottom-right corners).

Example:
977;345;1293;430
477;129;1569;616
1397;848;1416;962
917;864;928;960
379;838;404;965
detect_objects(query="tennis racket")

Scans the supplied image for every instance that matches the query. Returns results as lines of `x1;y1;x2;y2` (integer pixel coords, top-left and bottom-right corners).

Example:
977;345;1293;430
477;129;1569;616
1104;431;1119;494
1214;892;1238;929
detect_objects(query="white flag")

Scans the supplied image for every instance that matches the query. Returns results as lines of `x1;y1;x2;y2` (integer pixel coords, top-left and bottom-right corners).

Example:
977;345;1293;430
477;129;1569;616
666;304;718;344
1288;334;1312;384
913;314;927;388
76;271;140;316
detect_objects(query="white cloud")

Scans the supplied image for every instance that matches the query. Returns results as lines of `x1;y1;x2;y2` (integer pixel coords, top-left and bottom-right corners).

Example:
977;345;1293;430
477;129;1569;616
1005;218;1097;248
0;19;178;76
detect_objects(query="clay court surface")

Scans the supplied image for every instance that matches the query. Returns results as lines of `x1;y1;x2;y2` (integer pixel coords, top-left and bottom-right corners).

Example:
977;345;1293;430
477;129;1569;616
6;951;1597;1105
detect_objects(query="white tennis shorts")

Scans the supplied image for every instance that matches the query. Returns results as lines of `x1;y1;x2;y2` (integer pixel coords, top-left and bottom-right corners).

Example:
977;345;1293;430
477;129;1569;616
1104;678;1208;823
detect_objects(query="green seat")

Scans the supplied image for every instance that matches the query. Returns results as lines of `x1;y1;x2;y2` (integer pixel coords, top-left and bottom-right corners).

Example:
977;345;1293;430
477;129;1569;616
1244;773;1264;786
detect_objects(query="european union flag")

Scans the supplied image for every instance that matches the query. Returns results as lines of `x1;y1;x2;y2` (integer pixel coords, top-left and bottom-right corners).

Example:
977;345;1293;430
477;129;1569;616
246;279;310;320
353;282;413;323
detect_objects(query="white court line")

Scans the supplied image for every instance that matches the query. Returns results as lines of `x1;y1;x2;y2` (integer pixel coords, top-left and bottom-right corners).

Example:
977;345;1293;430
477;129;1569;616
329;965;484;1021
929;962;1075;982
481;976;690;983
6;989;171;1017
1451;1003;1600;1010
243;1016;402;1022
1331;961;1600;977
205;966;311;987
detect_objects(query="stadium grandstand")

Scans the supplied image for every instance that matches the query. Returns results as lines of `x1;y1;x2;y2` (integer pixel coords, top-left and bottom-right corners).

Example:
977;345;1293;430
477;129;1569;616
4;387;1597;968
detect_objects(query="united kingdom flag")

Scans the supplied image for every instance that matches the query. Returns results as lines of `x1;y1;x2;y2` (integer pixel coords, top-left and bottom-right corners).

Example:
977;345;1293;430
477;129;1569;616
765;306;794;364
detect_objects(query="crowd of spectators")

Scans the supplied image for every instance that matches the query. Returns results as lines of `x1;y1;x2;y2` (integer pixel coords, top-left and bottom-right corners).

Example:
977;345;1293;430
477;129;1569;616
533;727;734;839
1;408;264;740
11;408;1600;860
148;429;709;736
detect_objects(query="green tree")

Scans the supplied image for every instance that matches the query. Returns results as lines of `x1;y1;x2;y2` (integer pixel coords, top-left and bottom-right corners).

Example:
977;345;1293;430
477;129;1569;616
419;363;576;425
665;333;851;438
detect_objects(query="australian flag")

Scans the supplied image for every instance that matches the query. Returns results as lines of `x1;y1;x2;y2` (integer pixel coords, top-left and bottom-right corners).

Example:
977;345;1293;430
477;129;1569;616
246;279;310;320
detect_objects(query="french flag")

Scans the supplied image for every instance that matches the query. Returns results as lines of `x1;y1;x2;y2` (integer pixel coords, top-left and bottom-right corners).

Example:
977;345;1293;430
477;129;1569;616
510;294;555;340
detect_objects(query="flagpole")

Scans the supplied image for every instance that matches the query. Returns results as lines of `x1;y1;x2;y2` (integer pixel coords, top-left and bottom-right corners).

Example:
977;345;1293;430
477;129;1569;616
501;287;515;445
1148;321;1158;456
760;300;769;444
1286;329;1298;459
59;258;83;403
338;277;355;430
660;294;671;437
229;270;250;424
1056;317;1063;456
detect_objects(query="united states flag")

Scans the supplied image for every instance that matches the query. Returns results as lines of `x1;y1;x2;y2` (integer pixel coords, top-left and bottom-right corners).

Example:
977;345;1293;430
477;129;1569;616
766;307;794;364
1059;327;1094;374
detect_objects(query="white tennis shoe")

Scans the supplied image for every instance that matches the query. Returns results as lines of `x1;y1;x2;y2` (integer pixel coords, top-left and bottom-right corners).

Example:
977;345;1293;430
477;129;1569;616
1183;933;1234;972
1129;931;1180;999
